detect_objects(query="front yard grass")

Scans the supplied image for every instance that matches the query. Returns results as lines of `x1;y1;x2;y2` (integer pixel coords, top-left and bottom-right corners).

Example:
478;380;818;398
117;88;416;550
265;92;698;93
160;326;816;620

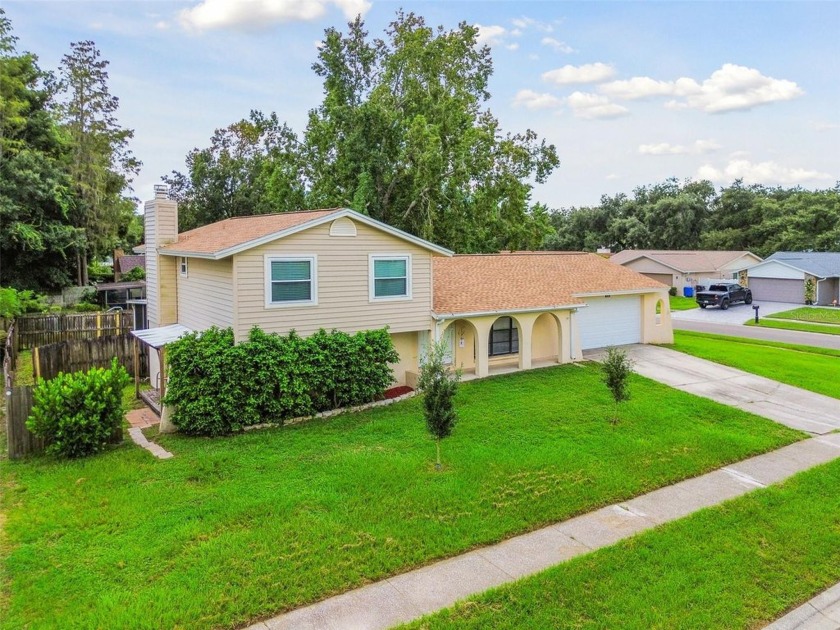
0;363;801;629
745;318;840;336
406;457;840;630
669;295;698;311
672;330;840;399
767;306;840;325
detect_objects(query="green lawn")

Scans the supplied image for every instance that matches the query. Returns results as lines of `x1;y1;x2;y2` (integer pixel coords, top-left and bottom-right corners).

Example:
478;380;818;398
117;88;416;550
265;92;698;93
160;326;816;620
406;458;840;630
663;295;698;312
672;330;840;399
0;364;801;629
767;306;840;325
746;318;840;336
11;350;33;386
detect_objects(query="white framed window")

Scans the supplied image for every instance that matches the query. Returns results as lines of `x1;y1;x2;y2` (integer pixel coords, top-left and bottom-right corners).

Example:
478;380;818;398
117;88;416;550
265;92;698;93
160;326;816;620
265;255;318;307
179;257;188;277
369;254;411;301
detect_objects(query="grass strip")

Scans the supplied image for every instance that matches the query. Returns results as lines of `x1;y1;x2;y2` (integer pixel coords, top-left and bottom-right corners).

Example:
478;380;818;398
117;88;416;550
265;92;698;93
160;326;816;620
405;457;840;630
746;318;840;336
0;363;800;629
672;330;840;400
668;296;698;311
767;307;840;325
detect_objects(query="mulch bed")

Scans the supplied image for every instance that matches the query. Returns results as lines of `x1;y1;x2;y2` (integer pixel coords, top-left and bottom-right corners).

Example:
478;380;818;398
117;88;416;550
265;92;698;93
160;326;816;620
383;385;414;400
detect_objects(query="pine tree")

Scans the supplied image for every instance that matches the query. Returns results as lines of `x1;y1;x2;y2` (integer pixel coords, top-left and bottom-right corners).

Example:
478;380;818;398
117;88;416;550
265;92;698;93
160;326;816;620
417;338;461;469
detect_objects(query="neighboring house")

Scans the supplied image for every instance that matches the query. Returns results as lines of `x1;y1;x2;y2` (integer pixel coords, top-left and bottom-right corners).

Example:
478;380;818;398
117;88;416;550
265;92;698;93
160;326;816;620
741;252;840;305
609;250;762;291
143;186;672;392
114;253;146;281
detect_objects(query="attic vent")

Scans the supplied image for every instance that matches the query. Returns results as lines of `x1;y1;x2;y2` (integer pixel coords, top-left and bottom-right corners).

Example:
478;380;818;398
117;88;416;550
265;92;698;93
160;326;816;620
329;217;357;237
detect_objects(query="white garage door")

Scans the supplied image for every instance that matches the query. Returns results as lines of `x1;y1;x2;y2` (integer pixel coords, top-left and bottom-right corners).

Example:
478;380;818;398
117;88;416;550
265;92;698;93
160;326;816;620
577;295;642;350
749;278;803;303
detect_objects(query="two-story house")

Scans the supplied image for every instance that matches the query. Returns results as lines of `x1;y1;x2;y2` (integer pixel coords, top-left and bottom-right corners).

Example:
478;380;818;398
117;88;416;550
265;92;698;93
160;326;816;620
141;186;672;400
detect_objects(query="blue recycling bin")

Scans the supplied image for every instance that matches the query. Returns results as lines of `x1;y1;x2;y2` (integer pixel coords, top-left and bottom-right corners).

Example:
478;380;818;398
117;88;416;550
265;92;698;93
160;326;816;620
683;286;694;298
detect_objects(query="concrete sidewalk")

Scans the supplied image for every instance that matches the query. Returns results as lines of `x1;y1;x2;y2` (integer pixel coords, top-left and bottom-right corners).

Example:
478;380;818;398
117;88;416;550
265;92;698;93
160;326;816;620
246;433;840;630
590;345;840;435
765;582;840;629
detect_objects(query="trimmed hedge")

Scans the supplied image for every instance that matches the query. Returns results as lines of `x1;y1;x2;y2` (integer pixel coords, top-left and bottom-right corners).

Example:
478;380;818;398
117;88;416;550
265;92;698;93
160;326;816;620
26;358;129;458
163;326;400;436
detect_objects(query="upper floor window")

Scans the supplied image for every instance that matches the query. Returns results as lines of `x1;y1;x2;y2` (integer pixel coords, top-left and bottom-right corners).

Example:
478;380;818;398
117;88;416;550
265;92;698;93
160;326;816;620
265;256;317;307
370;255;411;301
179;257;188;277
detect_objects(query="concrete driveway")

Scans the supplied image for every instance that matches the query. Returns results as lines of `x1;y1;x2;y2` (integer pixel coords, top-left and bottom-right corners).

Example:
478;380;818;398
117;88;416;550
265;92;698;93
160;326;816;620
672;300;796;325
586;345;840;435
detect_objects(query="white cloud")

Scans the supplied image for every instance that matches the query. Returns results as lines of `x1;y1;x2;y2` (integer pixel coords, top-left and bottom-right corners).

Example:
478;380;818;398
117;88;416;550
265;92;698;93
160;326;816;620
542;62;616;86
565;91;629;119
541;37;575;54
600;76;676;100
511;16;555;32
179;0;371;32
638;139;721;155
512;89;562;110
697;159;832;185
155;20;171;30
475;24;508;46
600;64;802;113
506;43;520;51
812;121;840;131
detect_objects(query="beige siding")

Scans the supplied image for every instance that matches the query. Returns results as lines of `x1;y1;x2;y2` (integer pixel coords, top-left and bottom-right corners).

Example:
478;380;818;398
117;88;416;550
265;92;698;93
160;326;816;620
158;256;178;326
233;220;434;339
390;332;418;386
177;257;234;331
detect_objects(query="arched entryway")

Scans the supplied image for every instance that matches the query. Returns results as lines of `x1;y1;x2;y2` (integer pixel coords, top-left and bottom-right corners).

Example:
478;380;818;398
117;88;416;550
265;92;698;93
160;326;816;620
437;318;480;373
488;315;522;369
531;312;562;365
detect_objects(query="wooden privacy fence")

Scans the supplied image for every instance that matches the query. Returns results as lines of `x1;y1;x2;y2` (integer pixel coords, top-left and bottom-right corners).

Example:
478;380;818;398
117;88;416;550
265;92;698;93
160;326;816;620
33;333;148;382
14;311;132;350
5;386;43;459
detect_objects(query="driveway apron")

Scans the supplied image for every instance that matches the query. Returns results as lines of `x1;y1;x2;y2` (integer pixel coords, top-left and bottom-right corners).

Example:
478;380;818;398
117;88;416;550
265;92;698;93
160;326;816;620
590;345;840;435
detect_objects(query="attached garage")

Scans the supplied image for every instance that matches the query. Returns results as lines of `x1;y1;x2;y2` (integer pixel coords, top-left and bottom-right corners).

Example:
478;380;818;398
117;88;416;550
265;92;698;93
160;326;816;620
577;295;642;350
748;277;803;304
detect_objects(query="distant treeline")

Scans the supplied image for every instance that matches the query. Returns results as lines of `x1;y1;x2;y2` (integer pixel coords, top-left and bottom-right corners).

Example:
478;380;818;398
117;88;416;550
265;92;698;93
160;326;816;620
545;178;840;257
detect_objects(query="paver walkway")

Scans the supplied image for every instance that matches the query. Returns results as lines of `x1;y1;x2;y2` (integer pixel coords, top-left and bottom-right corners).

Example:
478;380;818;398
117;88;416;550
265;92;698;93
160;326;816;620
245;432;840;630
587;345;840;435
765;582;840;629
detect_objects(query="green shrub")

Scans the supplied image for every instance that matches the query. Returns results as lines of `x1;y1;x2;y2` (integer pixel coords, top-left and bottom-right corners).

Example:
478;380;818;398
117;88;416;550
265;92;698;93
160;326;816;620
0;286;49;318
164;326;400;436
602;346;633;424
122;266;146;281
72;302;102;313
26;358;130;458
668;286;678;297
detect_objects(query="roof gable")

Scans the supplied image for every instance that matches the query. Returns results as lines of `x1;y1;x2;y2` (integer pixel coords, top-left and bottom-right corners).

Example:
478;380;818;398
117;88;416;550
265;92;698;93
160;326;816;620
159;208;453;259
611;249;760;273
766;252;840;277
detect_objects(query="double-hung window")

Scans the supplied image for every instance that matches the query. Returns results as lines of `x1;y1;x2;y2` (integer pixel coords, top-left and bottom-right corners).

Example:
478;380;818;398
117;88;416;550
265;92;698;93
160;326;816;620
179;257;188;277
370;255;411;301
265;256;317;307
489;317;519;356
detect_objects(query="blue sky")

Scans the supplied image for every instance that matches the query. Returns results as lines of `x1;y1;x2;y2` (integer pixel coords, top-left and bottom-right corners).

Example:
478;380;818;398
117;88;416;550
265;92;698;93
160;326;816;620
6;1;839;210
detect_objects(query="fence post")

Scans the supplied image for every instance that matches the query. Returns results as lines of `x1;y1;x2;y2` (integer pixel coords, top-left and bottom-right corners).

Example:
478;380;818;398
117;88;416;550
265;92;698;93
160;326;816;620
33;346;40;382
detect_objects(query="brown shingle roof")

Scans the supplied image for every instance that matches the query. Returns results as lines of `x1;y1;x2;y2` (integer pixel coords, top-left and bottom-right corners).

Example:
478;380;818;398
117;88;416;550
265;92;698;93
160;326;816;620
117;254;145;272
433;252;667;315
609;249;757;272
159;210;342;256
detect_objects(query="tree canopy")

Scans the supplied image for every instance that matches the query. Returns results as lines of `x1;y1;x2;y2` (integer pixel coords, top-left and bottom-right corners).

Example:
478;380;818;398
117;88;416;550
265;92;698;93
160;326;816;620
0;10;141;291
546;178;840;257
167;12;559;252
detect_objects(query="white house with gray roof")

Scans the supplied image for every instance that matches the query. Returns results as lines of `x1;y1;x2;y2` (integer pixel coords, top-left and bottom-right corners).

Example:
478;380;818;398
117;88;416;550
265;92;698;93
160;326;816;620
742;252;840;305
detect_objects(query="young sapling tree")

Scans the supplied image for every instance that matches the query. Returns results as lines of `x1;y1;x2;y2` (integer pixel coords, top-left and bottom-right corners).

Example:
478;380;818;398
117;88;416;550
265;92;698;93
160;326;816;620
602;346;633;424
417;338;461;469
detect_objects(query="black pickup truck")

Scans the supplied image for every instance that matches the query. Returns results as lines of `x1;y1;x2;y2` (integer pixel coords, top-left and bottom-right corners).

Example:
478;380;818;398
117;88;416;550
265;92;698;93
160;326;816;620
695;283;753;310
